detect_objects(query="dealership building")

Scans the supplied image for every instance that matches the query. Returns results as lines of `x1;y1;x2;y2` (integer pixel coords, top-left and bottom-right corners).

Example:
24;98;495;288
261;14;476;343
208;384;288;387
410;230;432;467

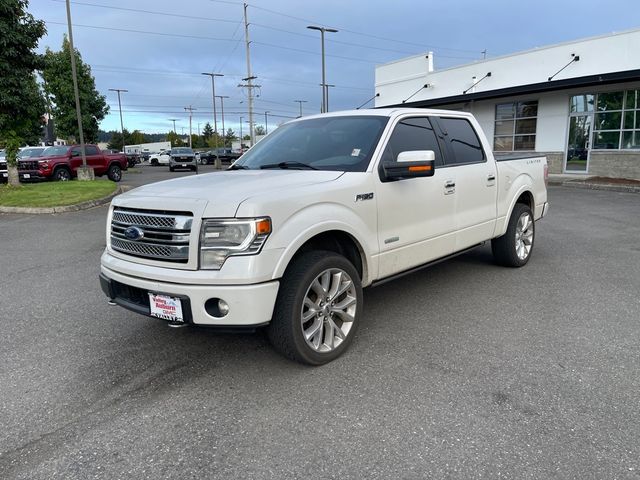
375;29;640;179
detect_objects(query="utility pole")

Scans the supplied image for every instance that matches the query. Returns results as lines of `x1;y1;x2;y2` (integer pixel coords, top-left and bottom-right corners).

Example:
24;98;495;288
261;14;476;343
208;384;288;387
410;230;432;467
243;3;256;145
201;72;223;148
264;111;269;134
239;116;243;148
65;0;91;178
294;100;307;118
184;106;196;148
307;25;338;113
109;88;128;153
197;122;201;136
215;95;229;146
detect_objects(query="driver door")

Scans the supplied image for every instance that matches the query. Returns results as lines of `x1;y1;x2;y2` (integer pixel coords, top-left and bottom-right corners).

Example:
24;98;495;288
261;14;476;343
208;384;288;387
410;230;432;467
375;116;456;279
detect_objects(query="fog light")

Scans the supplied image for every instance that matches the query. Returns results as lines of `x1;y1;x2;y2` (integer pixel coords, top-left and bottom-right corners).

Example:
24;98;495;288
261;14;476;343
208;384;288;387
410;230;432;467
204;297;229;317
218;299;229;316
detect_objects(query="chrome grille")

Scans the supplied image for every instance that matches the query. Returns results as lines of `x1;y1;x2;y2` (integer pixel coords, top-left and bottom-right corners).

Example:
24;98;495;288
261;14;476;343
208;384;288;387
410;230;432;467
18;160;38;171
110;207;193;263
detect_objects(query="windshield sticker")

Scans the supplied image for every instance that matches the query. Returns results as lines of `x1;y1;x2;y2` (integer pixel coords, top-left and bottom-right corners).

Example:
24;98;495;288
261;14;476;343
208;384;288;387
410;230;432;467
351;148;361;157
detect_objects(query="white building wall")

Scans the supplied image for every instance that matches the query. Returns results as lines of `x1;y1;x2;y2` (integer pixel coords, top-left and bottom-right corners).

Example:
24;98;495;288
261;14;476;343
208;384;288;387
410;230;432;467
375;28;640;108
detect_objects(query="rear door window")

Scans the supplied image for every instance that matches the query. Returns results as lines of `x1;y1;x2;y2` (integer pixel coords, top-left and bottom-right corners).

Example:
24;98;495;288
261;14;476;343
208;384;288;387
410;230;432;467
86;145;100;156
436;117;485;166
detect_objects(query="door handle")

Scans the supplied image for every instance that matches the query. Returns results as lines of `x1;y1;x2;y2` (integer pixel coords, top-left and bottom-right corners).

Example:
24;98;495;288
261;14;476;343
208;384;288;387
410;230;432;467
444;180;456;195
487;174;496;181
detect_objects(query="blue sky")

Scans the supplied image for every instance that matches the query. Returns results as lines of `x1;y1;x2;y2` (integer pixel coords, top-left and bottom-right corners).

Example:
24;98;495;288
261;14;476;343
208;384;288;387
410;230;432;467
29;0;640;135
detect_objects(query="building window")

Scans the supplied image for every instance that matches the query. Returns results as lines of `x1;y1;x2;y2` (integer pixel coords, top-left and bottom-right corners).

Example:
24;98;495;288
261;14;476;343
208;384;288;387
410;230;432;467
589;90;640;150
494;101;538;151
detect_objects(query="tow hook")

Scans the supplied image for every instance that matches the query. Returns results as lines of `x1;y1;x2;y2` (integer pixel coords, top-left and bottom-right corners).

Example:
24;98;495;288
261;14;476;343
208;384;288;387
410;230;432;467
168;322;188;329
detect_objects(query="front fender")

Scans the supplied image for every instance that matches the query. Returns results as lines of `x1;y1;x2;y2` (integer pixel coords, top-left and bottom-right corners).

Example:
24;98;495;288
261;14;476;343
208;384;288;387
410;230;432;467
270;203;377;286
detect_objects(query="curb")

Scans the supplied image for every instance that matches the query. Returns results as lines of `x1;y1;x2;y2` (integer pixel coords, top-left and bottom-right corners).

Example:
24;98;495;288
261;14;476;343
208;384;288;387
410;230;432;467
561;181;640;194
0;185;127;214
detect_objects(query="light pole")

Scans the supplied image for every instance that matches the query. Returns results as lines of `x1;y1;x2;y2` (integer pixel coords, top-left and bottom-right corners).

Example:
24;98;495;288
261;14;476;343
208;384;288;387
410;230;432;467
184;106;196;148
202;73;223;147
321;83;335;112
264;111;269;135
239;116;243;148
168;118;178;133
109;88;128;153
65;0;90;177
294;100;307;117
307;25;338;113
215;95;229;146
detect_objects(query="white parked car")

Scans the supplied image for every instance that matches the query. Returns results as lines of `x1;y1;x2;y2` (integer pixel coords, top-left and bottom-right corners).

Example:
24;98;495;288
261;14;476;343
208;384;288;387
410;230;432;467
100;108;548;364
148;151;170;166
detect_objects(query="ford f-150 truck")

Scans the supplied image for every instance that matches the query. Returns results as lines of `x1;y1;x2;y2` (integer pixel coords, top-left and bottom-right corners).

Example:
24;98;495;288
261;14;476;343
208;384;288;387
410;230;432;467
19;144;127;181
100;108;548;365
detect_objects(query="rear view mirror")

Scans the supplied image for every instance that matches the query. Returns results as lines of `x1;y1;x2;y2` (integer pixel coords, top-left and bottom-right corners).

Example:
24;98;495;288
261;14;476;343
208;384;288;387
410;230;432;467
381;150;436;181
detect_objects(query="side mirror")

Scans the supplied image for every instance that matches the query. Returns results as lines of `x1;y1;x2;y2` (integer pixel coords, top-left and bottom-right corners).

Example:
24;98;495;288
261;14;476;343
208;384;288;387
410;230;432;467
381;150;436;181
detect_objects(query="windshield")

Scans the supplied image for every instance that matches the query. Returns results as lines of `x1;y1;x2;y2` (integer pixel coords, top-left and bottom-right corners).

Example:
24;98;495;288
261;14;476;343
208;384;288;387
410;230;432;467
171;148;193;154
42;146;69;156
19;148;46;158
235;116;389;172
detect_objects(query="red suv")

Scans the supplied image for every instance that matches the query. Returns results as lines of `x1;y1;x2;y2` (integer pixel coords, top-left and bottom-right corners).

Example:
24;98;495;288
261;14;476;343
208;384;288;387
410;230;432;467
19;145;127;181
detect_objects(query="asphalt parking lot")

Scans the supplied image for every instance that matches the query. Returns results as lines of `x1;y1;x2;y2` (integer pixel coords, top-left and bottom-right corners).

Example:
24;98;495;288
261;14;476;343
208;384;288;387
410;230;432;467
1;173;639;479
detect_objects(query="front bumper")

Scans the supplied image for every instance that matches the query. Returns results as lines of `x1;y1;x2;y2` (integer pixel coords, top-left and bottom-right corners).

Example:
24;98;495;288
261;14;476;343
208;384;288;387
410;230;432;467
100;265;279;327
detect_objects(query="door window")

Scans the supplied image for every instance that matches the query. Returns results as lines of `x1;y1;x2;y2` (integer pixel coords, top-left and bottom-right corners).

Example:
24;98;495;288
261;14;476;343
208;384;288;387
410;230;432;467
380;117;444;167
85;145;100;156
437;117;485;165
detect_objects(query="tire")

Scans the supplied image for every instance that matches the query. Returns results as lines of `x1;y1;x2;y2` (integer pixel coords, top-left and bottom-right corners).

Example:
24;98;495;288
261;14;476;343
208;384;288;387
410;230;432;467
169;166;174;172
151;159;158;166
107;164;122;182
492;203;535;267
267;251;363;365
53;167;71;182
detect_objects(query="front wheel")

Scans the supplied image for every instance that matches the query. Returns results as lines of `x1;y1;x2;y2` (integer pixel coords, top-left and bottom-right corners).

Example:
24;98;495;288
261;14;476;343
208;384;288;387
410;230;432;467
492;203;535;267
268;251;362;365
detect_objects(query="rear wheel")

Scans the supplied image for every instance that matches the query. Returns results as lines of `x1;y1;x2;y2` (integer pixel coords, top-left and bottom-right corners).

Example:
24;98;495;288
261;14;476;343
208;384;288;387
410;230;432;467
151;159;158;166
169;166;175;172
53;167;71;182
268;251;362;365
107;164;122;182
492;203;535;267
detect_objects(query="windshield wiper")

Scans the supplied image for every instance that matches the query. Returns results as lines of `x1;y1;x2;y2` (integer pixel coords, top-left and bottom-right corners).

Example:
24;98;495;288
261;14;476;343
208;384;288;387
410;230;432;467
260;161;317;170
228;164;249;170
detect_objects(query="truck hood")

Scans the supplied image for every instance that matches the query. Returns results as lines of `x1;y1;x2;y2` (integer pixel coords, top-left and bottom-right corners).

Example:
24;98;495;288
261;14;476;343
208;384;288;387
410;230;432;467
113;169;344;217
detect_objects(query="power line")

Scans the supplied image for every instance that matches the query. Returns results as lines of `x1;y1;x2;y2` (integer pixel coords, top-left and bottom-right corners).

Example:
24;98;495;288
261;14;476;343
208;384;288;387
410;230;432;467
247;3;483;55
50;0;241;25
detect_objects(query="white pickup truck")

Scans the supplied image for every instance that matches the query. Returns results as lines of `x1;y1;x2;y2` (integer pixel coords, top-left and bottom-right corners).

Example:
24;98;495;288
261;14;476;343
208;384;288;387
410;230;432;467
100;108;548;365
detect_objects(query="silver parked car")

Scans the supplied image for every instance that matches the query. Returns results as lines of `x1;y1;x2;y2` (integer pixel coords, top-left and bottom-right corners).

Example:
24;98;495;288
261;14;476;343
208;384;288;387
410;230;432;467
169;147;197;172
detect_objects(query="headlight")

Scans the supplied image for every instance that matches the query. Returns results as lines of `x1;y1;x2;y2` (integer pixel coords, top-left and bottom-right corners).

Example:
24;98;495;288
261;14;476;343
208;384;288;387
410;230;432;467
200;218;271;270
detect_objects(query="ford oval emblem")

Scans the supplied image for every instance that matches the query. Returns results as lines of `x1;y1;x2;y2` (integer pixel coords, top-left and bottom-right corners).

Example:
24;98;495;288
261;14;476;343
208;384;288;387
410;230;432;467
123;226;144;241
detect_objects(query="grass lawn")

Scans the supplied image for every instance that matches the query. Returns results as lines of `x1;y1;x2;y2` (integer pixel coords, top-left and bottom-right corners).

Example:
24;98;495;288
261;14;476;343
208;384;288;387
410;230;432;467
0;180;117;208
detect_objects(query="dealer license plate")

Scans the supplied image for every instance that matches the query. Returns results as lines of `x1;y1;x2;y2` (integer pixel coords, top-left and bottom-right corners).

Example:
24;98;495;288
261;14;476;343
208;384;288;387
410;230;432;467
23;173;31;179
148;293;184;323
181;164;187;167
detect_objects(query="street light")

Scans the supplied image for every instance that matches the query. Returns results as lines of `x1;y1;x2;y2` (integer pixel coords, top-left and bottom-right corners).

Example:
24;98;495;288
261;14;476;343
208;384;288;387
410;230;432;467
294;100;307;117
239;116;243;148
215;95;229;146
109;88;128;153
307;25;338;113
201;73;223;148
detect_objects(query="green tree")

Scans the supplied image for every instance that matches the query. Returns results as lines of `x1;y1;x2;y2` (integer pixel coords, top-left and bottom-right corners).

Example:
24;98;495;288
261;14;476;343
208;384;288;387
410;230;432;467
202;122;213;140
223;128;237;148
129;129;145;145
107;129;126;151
41;36;109;143
254;125;266;136
167;130;184;147
0;0;46;186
